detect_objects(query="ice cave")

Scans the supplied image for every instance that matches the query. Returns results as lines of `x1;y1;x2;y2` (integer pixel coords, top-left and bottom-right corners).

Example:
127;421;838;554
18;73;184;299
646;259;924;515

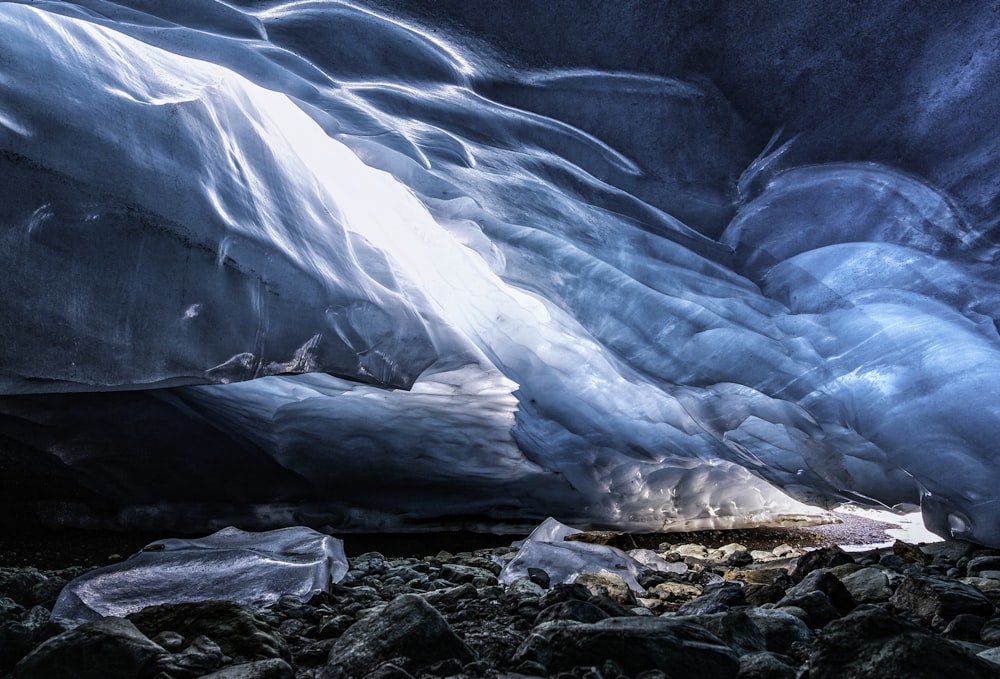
1;0;1000;545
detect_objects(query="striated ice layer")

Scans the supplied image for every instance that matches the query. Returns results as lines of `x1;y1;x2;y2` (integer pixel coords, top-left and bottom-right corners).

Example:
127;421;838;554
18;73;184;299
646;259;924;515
0;2;998;544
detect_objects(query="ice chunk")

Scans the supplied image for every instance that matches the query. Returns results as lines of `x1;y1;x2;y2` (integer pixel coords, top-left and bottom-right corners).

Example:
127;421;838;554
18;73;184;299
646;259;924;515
50;527;347;626
500;518;685;592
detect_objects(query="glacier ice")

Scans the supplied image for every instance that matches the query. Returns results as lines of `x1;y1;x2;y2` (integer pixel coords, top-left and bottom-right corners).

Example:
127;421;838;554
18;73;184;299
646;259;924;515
1;1;999;545
50;526;348;625
499;518;686;592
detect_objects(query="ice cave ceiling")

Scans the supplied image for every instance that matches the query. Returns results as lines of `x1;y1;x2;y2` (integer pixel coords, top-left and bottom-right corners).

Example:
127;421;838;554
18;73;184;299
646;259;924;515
1;0;1000;544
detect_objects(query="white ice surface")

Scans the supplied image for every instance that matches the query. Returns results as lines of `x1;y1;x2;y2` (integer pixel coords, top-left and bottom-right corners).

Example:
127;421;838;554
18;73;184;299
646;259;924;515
500;518;686;592
50;526;348;625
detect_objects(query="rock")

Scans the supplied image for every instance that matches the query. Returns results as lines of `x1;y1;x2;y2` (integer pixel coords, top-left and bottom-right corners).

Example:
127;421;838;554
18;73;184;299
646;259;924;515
772;544;801;559
650;581;702;602
507;578;546;598
1;620;36;668
512;617;739;677
573;572;636;605
672;609;767;657
538;583;593;608
13;617;172;679
325;594;475;677
0;572;49;609
723;567;792;587
892;540;932;565
879;553;907;570
791;546;854;582
671;544;710;559
676;581;745;615
743;583;786;606
980;617;1000;645
420;582;478;608
826;562;863;579
961;576;1000;598
727;552;753;567
967;556;1000;577
513;659;548;676
199;658;295;679
0;597;25;619
293;638;337;668
128;600;287;661
527;568;550;589
776;591;841;628
889;574;995;622
839;566;893;603
171;634;228;676
535;600;610;625
153;630;186;651
462;555;504;576
781;569;855;615
920;541;978;564
807;604;1000;679
586;593;636;618
736;651;797;679
440;564;497;586
743;608;812;654
716;543;750;557
943;614;987;642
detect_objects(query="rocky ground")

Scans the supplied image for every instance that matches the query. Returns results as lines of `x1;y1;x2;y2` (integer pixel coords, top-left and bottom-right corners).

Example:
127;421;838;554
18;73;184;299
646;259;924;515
3;517;1000;678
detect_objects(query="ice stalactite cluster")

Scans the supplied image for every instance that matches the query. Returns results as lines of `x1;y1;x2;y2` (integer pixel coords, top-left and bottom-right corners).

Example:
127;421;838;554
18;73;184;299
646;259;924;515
1;1;999;544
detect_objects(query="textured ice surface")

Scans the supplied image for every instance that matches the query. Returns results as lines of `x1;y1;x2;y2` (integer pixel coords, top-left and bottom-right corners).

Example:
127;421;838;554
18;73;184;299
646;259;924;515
499;518;686;592
50;527;348;625
1;1;999;544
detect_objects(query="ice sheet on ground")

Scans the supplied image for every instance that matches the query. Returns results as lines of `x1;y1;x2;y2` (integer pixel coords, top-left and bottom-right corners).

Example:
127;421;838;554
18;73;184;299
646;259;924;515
51;527;348;626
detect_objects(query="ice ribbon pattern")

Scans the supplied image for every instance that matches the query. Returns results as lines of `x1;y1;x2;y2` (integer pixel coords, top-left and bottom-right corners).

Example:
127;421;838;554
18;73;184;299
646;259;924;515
0;1;998;545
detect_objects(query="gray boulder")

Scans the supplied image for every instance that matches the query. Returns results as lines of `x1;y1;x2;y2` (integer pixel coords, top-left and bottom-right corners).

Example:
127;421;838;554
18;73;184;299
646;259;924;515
128;600;287;661
676;581;746;615
512;616;739;677
200;658;294;679
782;569;855;615
807;604;1000;679
775;591;841;628
736;651;797;679
671;609;767;657
889;574;995;622
743;608;812;654
325;594;475;677
535;599;610;625
14;617;172;679
839;566;893;603
967;556;1000;578
790;546;854;582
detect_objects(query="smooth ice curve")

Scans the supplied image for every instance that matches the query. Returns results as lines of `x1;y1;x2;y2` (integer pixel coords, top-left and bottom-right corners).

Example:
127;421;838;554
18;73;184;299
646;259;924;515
1;1;999;545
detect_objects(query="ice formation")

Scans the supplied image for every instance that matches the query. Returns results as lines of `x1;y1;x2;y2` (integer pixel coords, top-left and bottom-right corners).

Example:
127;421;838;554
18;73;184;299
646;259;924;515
1;1;999;544
50;526;348;625
499;518;686;592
